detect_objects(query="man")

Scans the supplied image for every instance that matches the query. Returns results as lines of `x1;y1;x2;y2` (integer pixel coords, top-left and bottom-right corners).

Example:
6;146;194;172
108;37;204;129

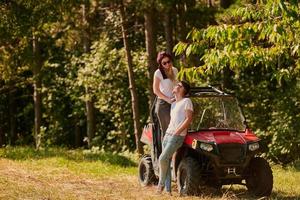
157;81;193;195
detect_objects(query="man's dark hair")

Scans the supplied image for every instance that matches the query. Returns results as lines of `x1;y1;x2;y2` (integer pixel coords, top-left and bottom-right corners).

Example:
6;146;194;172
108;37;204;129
181;81;190;95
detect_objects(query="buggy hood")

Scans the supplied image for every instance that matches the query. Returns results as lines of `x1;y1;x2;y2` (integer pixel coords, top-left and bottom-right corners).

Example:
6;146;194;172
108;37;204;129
184;129;259;146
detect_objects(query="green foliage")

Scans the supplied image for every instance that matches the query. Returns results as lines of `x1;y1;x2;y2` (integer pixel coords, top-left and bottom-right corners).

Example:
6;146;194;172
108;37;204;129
2;0;298;166
267;81;300;164
0;0;151;152
175;0;300;164
176;1;300;72
71;35;149;152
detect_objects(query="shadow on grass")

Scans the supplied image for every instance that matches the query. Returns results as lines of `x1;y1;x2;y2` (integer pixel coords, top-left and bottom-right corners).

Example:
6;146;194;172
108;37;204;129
216;187;300;200
287;160;300;172
0;146;137;167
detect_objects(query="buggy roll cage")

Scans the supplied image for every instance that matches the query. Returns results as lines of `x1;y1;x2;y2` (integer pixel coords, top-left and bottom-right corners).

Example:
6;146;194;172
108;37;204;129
150;85;232;123
188;85;232;97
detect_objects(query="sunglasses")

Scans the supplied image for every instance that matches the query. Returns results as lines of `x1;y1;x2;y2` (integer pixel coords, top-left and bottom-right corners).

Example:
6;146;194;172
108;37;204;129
162;60;171;66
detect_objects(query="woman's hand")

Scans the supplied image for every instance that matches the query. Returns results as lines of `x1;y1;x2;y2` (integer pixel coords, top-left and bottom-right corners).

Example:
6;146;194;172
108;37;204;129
166;98;175;104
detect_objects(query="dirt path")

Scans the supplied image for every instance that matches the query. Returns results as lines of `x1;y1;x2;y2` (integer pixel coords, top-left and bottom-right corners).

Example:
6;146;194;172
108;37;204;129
0;159;238;200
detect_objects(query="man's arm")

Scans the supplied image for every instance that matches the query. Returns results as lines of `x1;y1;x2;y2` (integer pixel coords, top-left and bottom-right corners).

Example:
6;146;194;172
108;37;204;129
174;109;193;135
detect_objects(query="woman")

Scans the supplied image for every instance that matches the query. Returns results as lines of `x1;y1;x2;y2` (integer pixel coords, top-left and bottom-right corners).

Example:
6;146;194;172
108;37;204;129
153;51;178;137
153;51;178;194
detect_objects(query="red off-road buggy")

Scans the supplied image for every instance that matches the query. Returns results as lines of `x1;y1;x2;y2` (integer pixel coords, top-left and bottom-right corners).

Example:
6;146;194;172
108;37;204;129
138;86;273;197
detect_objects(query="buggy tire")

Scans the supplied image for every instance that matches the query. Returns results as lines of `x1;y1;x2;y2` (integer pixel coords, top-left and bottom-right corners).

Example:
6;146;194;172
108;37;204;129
177;157;202;196
246;157;273;197
138;155;157;186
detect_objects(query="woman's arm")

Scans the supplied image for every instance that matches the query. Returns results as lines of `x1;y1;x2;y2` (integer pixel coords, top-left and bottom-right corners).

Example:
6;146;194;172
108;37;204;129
174;109;193;135
153;76;172;104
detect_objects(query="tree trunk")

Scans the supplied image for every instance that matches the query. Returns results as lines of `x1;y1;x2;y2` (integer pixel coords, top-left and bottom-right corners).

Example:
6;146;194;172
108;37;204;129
220;0;231;8
32;33;42;150
85;91;95;147
119;1;144;155
8;85;16;145
75;115;81;147
176;1;187;41
0;110;5;147
82;3;95;148
207;0;214;7
144;3;157;105
163;8;174;55
222;66;233;89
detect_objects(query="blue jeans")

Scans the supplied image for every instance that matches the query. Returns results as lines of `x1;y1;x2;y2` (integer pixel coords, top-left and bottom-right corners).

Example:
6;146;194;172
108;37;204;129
158;134;185;192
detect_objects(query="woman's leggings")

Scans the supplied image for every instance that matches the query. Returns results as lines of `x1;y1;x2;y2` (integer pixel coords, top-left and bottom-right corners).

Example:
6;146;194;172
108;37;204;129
155;98;171;136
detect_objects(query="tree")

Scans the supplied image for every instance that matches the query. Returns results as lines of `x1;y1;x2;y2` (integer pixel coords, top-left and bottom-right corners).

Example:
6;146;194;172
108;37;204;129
0;0;226;152
144;1;157;104
32;32;43;149
0;1;27;145
119;0;144;155
82;3;96;148
159;0;175;55
174;0;300;164
0;1;47;148
0;0;82;148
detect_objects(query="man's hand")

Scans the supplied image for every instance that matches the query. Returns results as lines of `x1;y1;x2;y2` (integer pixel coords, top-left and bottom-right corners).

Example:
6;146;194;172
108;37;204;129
174;109;193;135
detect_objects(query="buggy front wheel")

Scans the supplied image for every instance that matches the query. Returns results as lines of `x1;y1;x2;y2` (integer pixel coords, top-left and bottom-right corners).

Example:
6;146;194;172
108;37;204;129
246;157;273;197
138;155;157;186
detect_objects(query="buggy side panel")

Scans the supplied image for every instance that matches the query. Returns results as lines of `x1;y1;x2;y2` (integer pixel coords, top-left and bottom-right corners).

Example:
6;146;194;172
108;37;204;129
139;97;162;175
141;124;153;145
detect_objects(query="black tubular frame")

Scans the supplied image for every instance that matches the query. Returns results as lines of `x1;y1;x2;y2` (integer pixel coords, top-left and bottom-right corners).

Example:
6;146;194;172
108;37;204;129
189;85;231;97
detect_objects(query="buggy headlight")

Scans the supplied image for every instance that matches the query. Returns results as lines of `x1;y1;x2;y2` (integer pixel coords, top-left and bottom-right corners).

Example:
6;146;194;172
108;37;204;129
200;143;213;152
248;142;259;151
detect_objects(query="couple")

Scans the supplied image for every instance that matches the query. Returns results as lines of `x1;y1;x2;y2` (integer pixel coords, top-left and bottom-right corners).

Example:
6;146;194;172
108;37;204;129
153;51;193;194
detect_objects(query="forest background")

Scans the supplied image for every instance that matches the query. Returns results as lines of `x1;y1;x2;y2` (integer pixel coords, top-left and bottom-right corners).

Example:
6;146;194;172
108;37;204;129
0;0;299;166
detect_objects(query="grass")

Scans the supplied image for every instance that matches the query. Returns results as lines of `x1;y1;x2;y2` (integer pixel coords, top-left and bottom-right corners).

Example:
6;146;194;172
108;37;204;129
272;165;300;199
0;146;137;176
0;146;299;200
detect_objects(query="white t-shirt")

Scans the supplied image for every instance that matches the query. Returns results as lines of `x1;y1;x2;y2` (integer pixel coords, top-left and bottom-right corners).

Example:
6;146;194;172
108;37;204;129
166;98;193;137
154;67;178;98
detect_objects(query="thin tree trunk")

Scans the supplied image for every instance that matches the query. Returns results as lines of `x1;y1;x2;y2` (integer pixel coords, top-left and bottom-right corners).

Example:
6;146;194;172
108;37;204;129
220;0;231;8
8;85;16;145
82;4;95;148
85;91;95;147
119;1;144;155
0;127;3;147
0;110;5;146
32;33;42;150
176;1;187;41
187;0;196;7
144;3;157;105
163;8;174;55
75;115;81;147
207;0;214;7
222;66;232;89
